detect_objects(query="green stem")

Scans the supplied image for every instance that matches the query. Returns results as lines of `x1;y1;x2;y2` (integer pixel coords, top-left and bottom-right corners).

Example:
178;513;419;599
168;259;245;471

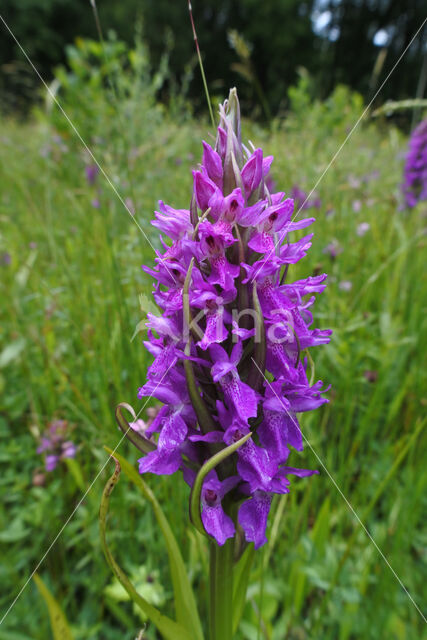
209;540;234;640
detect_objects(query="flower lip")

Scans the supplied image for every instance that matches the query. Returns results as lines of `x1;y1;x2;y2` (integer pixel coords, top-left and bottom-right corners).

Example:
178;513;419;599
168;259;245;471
204;489;218;506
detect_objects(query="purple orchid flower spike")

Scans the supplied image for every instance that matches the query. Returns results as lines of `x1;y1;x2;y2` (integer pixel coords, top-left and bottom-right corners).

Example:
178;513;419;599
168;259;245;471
37;419;77;472
132;88;330;552
402;119;427;208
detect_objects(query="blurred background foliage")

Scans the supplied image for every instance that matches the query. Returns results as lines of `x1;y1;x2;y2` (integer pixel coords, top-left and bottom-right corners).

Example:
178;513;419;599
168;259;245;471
0;0;426;120
0;3;426;640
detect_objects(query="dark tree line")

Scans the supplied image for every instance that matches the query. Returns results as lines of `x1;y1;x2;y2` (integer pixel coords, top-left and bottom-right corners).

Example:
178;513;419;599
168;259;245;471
0;0;425;115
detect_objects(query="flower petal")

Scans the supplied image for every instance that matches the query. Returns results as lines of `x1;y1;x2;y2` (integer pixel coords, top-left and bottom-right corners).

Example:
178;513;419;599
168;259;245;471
238;491;272;549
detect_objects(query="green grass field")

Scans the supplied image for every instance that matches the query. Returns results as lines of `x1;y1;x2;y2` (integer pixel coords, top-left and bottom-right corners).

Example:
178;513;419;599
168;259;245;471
0;61;426;640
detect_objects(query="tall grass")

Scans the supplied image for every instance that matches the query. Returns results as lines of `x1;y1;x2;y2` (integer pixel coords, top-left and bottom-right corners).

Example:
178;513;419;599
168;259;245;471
0;43;425;639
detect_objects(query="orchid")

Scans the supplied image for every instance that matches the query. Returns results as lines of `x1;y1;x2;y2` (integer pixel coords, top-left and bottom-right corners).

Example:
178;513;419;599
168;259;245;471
106;89;331;640
134;89;331;549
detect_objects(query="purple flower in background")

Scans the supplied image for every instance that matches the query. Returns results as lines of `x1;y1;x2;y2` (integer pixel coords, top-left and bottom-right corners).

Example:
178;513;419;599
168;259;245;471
402;120;427;208
347;174;361;189
36;419;77;472
130;406;161;435
339;280;352;292
323;240;342;260
45;455;59;472
135;89;330;548
352;199;362;213
85;164;99;186
357;222;370;236
291;185;322;211
125;197;135;216
1;252;11;266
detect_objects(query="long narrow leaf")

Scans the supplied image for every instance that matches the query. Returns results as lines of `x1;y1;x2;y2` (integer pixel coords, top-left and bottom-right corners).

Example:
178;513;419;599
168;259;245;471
99;458;194;640
115;402;156;454
105;448;204;640
33;573;73;640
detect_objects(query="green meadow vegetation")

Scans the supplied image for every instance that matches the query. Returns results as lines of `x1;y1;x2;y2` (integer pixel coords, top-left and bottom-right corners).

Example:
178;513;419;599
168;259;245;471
0;37;426;639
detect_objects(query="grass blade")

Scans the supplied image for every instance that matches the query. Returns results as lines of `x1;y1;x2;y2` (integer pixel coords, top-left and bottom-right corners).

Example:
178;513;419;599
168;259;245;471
104;448;204;640
99;457;194;640
33;573;73;640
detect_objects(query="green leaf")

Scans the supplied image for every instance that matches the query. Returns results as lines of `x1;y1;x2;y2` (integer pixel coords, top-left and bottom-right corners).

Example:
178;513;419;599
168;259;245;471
0;631;36;640
104;449;204;640
33;573;74;640
183;342;218;434
99;458;195;640
115;403;156;454
311;497;330;553
63;458;86;493
232;543;255;634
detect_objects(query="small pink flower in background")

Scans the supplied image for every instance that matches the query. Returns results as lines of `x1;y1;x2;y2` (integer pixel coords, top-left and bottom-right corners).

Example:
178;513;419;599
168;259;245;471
352;199;362;213
323;240;342;260
91;198;101;209
364;370;378;383
357;222;370;236
32;470;46;487
36;419;77;472
125;197;135;216
347;174;361;189
339;280;352;291
130;406;162;436
130;419;148;434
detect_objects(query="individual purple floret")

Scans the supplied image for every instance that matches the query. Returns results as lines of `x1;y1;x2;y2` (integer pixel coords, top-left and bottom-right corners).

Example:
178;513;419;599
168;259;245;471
85;163;99;186
402;119;427;208
136;89;331;548
37;419;76;472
